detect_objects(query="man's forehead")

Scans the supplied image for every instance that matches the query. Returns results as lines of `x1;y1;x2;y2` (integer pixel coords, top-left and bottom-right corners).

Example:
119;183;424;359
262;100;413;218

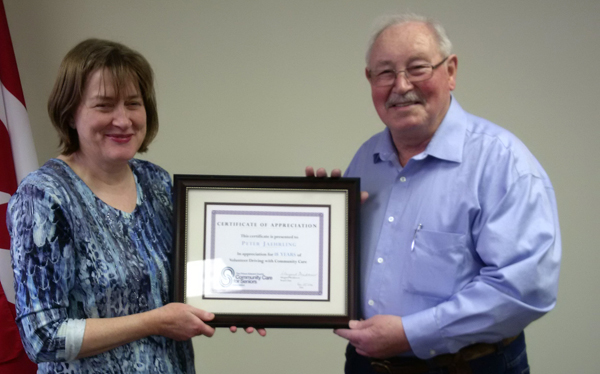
369;22;439;64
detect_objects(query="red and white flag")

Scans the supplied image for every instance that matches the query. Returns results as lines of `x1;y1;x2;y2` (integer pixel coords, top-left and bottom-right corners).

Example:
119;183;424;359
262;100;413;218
0;1;38;372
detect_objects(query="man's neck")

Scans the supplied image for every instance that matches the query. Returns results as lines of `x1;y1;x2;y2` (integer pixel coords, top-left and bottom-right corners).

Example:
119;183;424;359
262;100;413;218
389;126;436;167
390;96;451;166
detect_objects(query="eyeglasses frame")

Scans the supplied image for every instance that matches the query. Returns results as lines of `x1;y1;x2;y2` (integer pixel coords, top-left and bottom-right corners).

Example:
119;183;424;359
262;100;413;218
367;56;450;87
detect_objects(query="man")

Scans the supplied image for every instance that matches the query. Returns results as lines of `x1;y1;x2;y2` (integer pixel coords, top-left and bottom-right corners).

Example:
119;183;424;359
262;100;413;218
309;14;561;374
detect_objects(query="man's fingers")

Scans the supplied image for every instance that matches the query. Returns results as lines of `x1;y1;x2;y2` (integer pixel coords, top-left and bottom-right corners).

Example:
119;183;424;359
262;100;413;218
244;327;266;336
349;319;371;329
334;327;365;342
360;191;369;204
334;328;352;340
229;326;266;336
306;166;343;178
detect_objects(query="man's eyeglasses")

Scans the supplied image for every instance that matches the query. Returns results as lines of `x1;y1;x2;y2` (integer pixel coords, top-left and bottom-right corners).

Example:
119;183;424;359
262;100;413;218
368;57;449;87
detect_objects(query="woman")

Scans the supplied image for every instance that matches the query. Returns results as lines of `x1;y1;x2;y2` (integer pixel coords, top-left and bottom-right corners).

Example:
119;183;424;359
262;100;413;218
7;38;253;373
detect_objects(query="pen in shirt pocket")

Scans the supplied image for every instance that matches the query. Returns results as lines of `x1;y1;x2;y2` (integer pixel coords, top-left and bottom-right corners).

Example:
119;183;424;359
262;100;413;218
411;223;423;251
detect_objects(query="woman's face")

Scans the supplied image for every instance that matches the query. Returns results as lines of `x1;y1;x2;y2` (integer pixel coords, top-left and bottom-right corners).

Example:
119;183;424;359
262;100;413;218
72;69;147;166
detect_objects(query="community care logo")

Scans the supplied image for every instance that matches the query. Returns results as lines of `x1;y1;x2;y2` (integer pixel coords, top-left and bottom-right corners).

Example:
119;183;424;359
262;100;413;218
218;266;274;287
220;267;235;287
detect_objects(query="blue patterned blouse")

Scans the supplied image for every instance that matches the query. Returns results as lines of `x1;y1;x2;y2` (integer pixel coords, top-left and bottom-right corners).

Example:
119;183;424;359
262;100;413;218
7;158;195;374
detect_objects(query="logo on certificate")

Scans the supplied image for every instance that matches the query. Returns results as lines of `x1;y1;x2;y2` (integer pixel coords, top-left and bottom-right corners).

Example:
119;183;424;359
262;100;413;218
220;267;235;287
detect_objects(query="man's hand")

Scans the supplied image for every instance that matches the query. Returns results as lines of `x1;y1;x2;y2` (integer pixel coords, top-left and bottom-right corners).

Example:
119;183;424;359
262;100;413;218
305;166;342;178
334;315;411;358
229;326;267;336
305;166;369;203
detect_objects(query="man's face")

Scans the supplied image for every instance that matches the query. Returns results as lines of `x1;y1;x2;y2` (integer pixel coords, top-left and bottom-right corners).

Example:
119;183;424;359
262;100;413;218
367;22;457;139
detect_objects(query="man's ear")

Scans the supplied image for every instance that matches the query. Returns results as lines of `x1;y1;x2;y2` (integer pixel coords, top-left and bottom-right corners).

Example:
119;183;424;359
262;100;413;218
446;54;458;91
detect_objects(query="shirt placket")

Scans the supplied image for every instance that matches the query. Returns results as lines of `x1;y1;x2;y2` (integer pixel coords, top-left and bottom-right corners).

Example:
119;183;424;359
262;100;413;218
364;169;408;316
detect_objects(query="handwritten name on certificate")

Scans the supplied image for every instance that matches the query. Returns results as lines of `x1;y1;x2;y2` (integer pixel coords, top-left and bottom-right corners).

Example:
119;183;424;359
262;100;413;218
203;203;331;301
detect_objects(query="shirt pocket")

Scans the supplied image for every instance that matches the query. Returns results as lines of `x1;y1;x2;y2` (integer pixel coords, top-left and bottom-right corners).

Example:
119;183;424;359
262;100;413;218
404;230;467;300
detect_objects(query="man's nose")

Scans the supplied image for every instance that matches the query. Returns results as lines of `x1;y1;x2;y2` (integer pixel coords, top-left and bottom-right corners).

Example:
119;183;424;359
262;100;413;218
392;71;414;93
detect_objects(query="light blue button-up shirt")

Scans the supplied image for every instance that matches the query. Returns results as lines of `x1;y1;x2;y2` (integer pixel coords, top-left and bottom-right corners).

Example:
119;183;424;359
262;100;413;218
345;98;561;359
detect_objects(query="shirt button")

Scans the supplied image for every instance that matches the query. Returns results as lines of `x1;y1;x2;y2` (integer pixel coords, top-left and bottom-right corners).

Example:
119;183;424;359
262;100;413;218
388;216;394;222
430;349;436;356
377;257;384;263
368;300;375;306
400;176;407;182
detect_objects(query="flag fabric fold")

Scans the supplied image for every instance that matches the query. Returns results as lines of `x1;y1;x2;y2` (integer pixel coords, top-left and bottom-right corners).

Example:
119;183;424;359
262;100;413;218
0;0;38;372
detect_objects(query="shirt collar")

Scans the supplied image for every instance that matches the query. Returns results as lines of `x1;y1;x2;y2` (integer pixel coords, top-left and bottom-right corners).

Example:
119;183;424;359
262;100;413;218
373;95;467;165
373;128;398;164
422;96;466;163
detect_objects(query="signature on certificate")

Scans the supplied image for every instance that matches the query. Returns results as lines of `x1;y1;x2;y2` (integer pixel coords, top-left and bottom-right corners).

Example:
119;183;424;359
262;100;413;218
280;271;317;282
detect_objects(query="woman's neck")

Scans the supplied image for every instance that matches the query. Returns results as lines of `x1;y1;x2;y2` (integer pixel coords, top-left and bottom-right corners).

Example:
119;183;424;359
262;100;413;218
58;153;138;213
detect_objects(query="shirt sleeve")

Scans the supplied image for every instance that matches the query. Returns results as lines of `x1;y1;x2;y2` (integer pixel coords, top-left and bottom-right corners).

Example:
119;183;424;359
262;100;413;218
7;182;79;363
57;319;86;361
402;173;561;358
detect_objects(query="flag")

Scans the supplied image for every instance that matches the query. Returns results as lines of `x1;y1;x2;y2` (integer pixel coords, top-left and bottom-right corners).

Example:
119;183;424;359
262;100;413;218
0;0;38;372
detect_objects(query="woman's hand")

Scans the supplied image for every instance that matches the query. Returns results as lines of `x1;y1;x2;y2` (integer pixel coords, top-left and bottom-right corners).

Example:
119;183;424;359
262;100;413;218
151;302;216;340
78;303;214;359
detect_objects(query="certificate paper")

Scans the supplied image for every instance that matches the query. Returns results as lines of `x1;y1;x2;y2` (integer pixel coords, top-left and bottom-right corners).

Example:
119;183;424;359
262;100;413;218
204;204;330;300
173;175;359;328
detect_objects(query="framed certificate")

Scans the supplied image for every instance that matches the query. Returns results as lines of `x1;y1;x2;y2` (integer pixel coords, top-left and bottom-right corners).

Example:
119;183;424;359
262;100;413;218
172;174;359;328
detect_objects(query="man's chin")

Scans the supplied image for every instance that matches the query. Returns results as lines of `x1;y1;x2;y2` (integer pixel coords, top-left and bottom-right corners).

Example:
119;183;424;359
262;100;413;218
385;113;426;129
384;117;432;136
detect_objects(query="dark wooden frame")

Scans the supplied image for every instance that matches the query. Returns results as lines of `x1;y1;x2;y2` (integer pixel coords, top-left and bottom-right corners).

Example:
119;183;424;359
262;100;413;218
172;174;359;328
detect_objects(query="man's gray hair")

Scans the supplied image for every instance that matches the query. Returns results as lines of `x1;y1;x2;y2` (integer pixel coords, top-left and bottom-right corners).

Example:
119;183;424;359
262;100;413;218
365;13;452;65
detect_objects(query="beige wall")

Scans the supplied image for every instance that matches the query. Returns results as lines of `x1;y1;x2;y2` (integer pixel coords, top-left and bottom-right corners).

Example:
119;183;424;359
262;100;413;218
5;0;599;372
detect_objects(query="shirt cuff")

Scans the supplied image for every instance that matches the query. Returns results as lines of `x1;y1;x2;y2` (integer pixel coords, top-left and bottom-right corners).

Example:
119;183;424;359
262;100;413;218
402;307;448;359
57;319;86;361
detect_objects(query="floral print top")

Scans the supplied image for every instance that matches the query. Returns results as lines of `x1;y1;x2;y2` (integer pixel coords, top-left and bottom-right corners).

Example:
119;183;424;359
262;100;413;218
7;158;194;374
